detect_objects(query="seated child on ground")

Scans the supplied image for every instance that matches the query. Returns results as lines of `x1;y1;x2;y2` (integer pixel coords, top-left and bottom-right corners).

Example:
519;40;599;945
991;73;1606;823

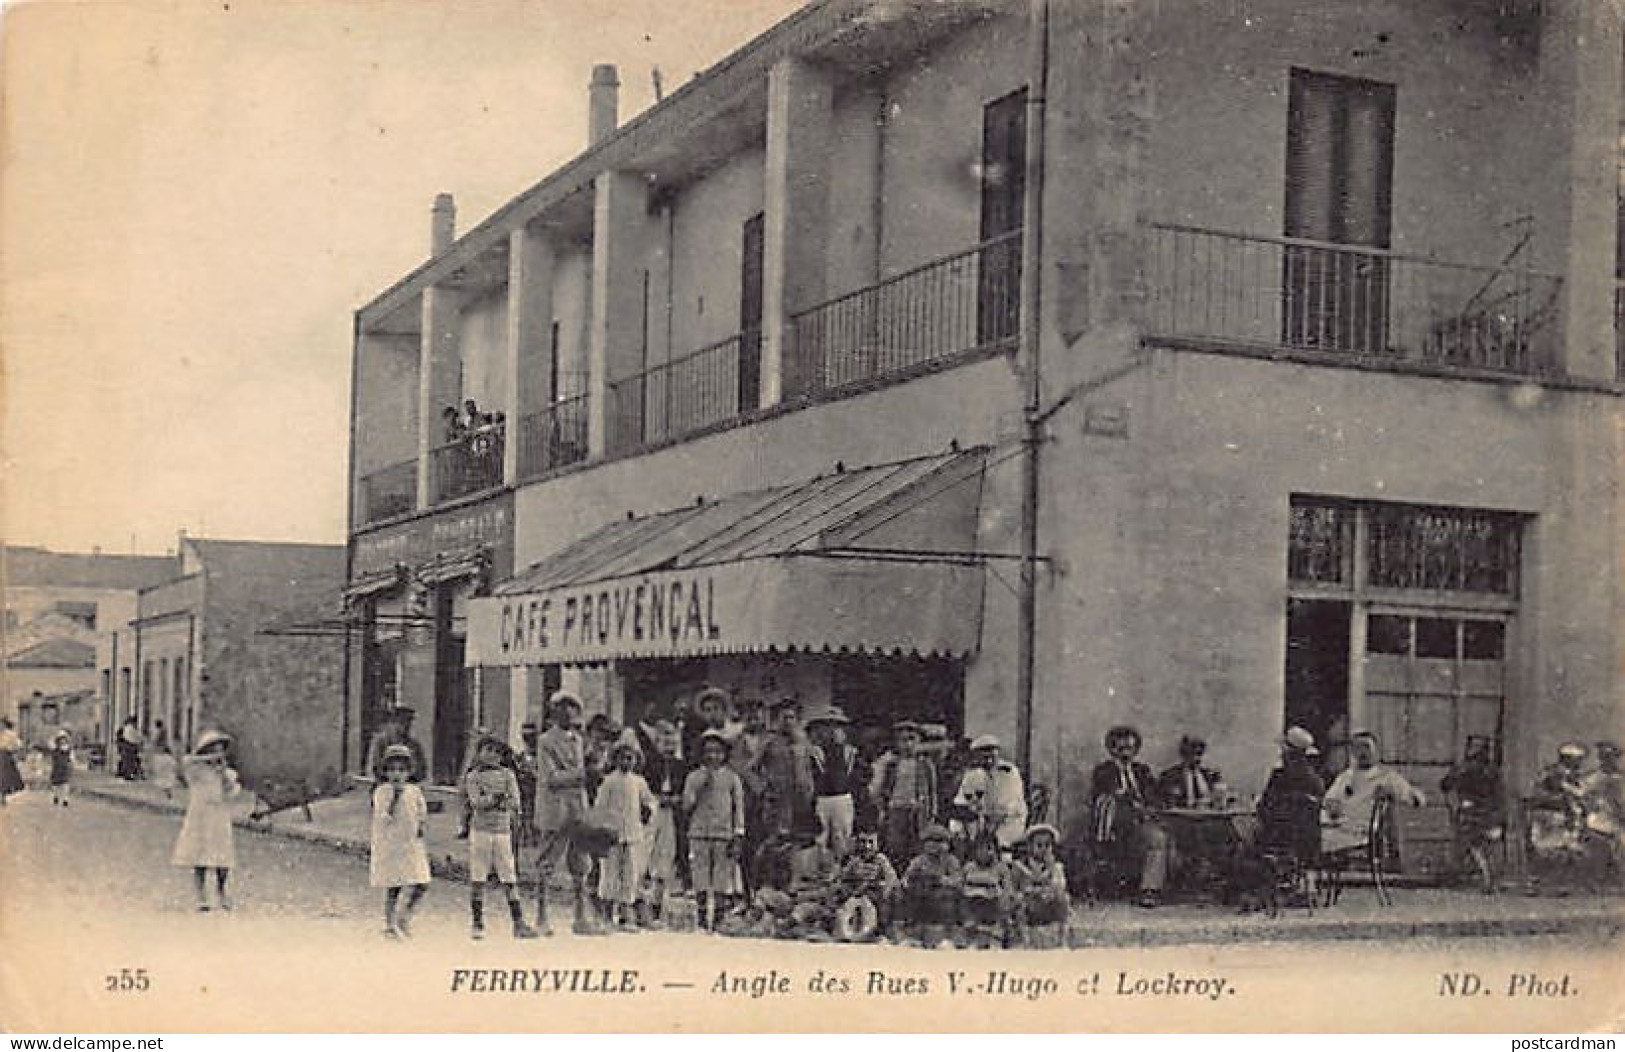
897;824;961;945
959;833;1016;948
1011;823;1069;942
830;828;899;941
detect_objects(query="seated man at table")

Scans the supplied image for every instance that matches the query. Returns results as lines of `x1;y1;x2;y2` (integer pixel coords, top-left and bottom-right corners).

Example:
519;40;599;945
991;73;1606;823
1156;735;1227;809
1155;735;1232;891
1322;731;1425;856
1088;725;1172;908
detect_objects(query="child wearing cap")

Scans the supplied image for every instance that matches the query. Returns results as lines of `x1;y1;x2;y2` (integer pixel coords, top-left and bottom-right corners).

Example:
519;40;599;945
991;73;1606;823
898;824;961;946
868;720;939;866
592;737;658;931
463;736;539;940
682;730;745;930
171;730;241;911
371;744;431;938
1013;824;1069;944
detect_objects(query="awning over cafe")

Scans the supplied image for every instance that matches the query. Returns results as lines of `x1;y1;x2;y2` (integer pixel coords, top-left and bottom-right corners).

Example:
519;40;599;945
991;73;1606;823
465;448;989;667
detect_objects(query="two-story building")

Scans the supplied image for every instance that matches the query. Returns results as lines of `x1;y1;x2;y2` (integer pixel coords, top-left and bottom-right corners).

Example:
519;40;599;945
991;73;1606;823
348;0;1621;872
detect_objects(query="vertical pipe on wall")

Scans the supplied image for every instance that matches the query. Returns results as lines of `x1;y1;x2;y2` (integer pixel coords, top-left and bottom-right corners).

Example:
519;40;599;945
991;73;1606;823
1014;0;1049;777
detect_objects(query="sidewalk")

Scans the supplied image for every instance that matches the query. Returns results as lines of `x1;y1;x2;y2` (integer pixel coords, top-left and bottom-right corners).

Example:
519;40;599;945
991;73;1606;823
74;772;1624;948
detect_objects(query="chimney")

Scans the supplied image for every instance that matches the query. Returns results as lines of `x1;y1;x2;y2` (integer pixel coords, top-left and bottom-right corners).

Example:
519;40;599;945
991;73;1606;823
431;193;456;256
589;63;620;146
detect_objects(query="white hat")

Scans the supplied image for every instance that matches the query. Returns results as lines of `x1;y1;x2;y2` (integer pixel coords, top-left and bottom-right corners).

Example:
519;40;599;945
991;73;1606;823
1281;726;1319;756
970;734;1001;752
194;729;232;754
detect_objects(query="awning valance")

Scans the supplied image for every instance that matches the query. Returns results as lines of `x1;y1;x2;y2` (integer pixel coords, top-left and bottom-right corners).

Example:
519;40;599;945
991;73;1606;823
466;448;989;667
343;567;404;604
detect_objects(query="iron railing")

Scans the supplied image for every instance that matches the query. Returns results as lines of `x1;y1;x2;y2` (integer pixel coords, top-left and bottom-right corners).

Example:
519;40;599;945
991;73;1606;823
791;231;1021;395
518;393;590;478
430;424;505;504
359;459;416;525
605;334;754;456
1145;223;1563;377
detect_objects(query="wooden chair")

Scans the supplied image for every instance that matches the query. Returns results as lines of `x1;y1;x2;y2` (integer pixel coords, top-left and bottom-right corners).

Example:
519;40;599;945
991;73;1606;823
1320;794;1397;906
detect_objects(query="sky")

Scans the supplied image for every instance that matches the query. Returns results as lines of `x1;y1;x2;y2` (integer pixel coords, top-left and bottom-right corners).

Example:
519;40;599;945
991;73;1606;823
0;0;802;556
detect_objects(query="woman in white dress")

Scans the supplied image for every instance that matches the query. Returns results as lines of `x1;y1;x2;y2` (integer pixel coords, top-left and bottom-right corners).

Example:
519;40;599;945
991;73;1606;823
370;744;431;938
172;730;241;911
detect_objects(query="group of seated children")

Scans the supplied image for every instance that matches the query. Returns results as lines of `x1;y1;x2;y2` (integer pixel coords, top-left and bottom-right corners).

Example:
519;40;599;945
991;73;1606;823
727;821;1069;948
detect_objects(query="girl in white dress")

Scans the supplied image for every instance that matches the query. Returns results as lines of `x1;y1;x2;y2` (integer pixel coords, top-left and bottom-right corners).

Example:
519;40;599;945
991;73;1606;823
371;744;431;938
172;730;241;911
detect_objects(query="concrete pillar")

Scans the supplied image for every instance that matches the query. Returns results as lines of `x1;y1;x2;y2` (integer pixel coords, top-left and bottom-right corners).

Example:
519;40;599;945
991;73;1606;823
1543;0;1621;381
417;286;462;508
504;224;557;483
762;56;835;404
587;170;648;456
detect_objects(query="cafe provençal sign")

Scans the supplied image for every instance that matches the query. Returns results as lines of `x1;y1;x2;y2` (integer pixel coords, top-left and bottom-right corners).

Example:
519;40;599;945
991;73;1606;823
463;557;984;667
468;567;730;666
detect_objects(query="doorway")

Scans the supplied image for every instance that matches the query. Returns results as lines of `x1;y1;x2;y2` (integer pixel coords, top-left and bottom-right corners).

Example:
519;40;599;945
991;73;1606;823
1284;598;1351;761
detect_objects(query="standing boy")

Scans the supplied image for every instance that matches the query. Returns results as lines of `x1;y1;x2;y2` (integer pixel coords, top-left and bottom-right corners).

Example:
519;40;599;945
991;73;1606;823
464;736;539;940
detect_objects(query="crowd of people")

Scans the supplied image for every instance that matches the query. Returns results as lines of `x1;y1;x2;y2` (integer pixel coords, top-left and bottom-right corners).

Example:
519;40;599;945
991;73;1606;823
439;398;505;492
349;690;1625;943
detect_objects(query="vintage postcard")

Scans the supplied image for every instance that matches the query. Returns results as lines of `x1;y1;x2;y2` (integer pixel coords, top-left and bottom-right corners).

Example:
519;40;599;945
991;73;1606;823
1;0;1622;1034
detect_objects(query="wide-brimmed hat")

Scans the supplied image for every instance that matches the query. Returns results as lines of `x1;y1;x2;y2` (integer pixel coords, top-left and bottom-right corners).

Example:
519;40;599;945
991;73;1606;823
970;733;1001;752
1022;822;1060;844
1281;726;1319;756
805;704;850;727
548;690;582;713
693;686;731;710
698;728;732;752
194;729;232;754
52;728;72;743
893;719;923;735
1557;742;1589;760
921;824;951;843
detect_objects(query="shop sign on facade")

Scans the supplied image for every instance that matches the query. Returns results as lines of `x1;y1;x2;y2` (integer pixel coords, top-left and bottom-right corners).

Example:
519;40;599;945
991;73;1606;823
352;493;514;577
465;556;982;666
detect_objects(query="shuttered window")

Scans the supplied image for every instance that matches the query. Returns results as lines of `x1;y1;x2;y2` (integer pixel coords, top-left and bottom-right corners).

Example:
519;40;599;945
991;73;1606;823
1285;69;1395;248
978;88;1026;347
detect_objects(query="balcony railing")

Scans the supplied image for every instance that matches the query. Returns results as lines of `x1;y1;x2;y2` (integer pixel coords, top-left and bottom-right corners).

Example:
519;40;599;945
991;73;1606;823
791;231;1021;396
430;423;505;504
605;334;755;456
518;393;590;479
360;459;416;525
1146;223;1563;377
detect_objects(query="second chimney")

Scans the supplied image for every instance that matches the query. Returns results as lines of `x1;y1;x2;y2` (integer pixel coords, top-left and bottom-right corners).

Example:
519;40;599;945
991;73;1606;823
431;193;456;256
589;63;620;146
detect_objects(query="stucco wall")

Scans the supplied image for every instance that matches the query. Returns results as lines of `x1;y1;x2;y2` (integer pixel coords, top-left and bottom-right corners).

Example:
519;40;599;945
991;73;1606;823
353;332;420;477
667;146;767;360
552;243;594;394
456;287;509;416
1030;346;1619;829
1141;0;1561;272
879;12;1028;276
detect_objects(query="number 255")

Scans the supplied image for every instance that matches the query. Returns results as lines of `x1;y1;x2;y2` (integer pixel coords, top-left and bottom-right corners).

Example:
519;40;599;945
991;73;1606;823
105;969;150;992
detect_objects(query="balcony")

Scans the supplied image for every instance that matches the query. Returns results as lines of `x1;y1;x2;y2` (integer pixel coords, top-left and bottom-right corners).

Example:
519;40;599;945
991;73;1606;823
359;459;416;525
792;231;1021;396
605;333;757;456
518;393;590;479
1145;223;1563;378
429;423;505;504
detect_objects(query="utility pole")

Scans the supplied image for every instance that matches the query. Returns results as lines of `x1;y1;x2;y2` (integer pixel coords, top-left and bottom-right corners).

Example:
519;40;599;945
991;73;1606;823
1014;0;1049;778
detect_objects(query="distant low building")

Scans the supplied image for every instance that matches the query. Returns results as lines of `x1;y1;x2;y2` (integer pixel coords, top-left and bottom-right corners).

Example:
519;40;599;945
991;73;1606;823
3;544;176;741
97;537;348;791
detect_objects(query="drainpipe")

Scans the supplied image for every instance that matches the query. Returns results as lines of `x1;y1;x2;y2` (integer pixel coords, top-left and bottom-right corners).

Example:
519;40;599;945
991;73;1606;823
1014;0;1049;779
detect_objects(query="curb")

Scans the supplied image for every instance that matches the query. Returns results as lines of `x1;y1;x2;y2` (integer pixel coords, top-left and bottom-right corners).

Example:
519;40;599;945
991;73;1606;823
73;784;1624;948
